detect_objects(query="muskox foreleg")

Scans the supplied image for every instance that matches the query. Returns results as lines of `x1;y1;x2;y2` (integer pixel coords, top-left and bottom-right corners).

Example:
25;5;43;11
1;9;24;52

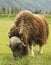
29;44;34;56
38;45;43;55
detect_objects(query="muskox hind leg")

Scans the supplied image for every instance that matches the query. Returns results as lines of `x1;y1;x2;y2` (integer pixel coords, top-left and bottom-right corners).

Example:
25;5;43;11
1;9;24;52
29;44;34;56
38;45;43;55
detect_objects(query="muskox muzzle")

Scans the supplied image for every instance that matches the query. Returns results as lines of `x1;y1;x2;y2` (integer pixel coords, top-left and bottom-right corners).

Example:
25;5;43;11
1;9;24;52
9;36;27;57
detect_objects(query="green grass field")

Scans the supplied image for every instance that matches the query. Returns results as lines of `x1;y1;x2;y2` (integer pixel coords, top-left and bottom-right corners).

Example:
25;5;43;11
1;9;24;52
0;14;51;65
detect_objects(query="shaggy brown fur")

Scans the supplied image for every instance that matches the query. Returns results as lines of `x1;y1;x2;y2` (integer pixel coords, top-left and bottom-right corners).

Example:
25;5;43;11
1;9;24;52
8;10;49;56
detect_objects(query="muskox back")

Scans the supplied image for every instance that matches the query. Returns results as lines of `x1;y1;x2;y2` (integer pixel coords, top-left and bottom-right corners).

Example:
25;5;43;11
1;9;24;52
14;10;49;46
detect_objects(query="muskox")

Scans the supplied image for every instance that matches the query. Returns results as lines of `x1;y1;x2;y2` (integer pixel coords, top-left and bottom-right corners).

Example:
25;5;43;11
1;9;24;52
8;10;49;57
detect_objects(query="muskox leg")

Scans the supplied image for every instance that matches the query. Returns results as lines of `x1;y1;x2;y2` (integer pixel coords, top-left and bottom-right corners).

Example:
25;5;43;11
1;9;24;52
29;44;34;56
38;45;43;55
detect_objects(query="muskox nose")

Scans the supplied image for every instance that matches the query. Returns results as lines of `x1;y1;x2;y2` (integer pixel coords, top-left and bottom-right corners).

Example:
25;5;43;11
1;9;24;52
13;54;21;57
13;54;17;57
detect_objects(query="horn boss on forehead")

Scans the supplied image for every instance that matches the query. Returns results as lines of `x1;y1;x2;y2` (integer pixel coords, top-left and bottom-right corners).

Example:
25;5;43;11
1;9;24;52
10;36;22;45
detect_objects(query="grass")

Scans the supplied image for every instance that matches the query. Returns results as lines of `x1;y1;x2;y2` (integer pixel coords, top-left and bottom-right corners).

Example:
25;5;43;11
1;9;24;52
0;14;51;65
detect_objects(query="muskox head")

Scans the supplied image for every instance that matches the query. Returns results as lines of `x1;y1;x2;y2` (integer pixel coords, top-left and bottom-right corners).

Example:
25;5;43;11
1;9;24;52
9;36;27;57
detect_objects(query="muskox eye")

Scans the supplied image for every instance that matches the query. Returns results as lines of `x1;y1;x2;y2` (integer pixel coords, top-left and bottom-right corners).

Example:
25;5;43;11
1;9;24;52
14;46;21;51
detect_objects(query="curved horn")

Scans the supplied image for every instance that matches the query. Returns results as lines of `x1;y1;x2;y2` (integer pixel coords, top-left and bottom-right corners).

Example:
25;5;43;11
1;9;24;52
22;42;27;47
